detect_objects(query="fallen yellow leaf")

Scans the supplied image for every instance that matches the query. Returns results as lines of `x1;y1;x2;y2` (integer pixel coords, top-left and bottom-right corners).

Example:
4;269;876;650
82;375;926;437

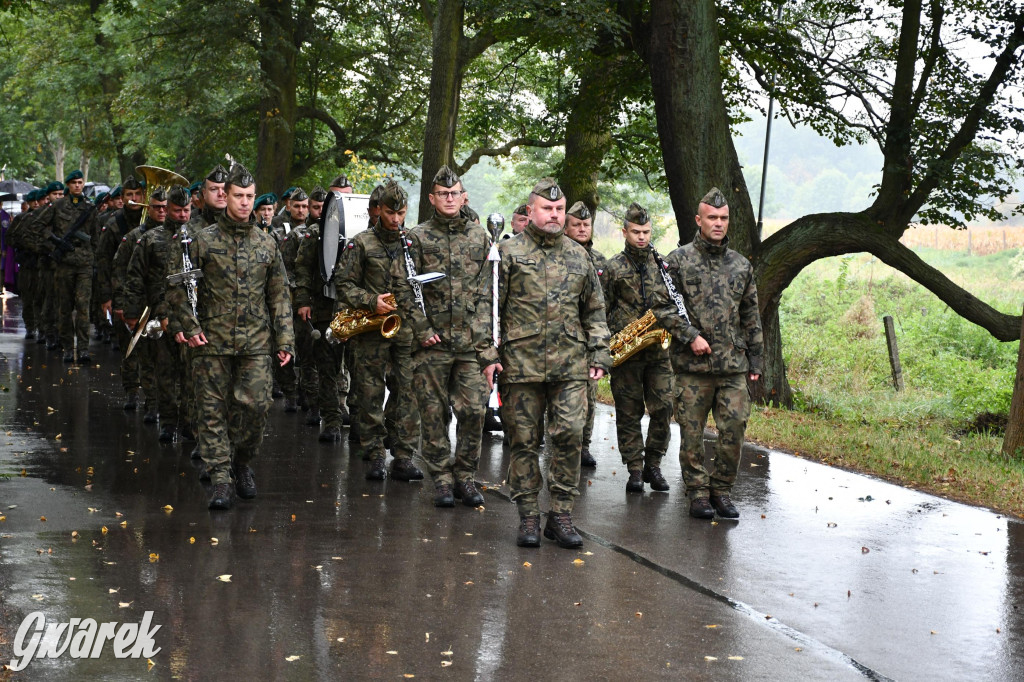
705;624;720;629
119;602;132;608
39;516;46;522
572;559;585;566
147;659;155;670
386;650;398;655
101;526;108;535
522;561;532;568
284;655;300;662
728;656;744;661
216;575;232;582
162;505;173;512
441;661;452;667
461;552;479;556
705;656;718;662
189;537;195;544
109;588;119;594
210;538;219;545
119;520;127;528
149;553;159;563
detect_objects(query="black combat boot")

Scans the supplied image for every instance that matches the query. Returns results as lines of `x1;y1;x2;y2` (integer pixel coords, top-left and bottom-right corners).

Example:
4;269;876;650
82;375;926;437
626;469;644;493
543;511;583;548
366;455;387;480
319;425;342;442
433;483;455;508
642;465;670;492
283;396;298;413
158;424;176;443
62;350;74;363
390;458;424;481
271;383;283;399
340;407;351;426
25;330;35;340
143;407;159;424
233;464;257;500
689;497;715;519
580;449;597;467
304;407;321;427
208;483;233;510
709;494;740;519
123;390;139;411
516;515;542;547
454;480;484;507
76;351;91;365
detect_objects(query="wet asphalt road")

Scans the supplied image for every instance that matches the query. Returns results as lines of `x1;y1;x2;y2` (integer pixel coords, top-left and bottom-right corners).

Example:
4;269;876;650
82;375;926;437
0;294;1020;681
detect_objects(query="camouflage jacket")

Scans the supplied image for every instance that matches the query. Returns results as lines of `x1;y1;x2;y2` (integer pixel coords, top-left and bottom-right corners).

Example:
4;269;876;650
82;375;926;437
167;212;294;357
664;232;763;375
292;224;337;323
112;218;160;312
332;223;412;342
279;223;314;293
122;220;189;321
390;211;498;367
497;223;611;383
602;243;690;349
186;206;220;232
583;242;608;286
26;194;98;269
270;213;309;243
95;207;143;303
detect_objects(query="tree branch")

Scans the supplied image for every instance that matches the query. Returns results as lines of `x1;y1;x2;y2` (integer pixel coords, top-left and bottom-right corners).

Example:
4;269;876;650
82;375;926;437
455;136;562;176
296;105;348;150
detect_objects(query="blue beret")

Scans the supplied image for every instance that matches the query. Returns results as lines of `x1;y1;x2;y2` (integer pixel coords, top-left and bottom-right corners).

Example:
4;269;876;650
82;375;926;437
254;193;277;209
64;170;83;183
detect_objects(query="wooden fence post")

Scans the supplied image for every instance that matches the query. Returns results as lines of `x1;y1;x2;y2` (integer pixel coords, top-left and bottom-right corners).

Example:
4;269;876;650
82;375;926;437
883;315;904;391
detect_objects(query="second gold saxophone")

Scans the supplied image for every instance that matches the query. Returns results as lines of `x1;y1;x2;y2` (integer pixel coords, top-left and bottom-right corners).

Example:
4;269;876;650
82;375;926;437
325;294;402;343
609;309;671;367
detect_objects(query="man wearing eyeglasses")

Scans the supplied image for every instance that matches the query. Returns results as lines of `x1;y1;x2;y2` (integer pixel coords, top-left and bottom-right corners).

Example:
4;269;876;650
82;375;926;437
391;165;500;509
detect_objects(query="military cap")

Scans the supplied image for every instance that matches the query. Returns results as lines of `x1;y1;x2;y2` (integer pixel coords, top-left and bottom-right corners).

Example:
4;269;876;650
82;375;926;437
530;177;564;202
254;193;277;209
94;191;109;205
309;185;327;202
122;175;143;190
25;189;38;202
379;180;408;210
280;186;297;201
206;164;229;184
64;169;83;184
699;186;728;209
187;180;201;194
431;165;460;189
567;201;591;220
513;203;529;216
168;186;191;207
368;184;385;208
329;174;351;189
289;187;309;202
225;162;254;188
624;202;650;226
109;185;123;198
149;188;168;202
45;181;64;194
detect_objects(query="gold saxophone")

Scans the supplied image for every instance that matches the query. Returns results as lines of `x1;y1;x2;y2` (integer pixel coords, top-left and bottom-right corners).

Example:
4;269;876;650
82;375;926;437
326;294;402;343
609;309;671;367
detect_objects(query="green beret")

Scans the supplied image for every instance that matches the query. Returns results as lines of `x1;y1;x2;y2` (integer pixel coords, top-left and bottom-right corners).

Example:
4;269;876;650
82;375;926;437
624;202;650;226
567;201;591;220
225;162;254;189
187;181;201;194
45;181;64;194
206;164;228;184
513;203;529;216
254;193;277;209
25;189;39;202
699;186;728;210
109;185;123;198
280;186;297;201
122;175;143;191
94;191;109;205
368;184;385;208
64;170;83;184
379;180;408;211
530;177;564;202
329;175;351;189
431;165;460;189
168;186;191;207
309;185;327;202
289;187;308;202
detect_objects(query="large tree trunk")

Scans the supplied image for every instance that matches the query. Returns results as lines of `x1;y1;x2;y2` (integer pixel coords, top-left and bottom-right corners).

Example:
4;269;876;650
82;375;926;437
418;0;465;223
255;0;298;196
646;0;755;254
52;137;65;184
560;56;625;214
1004;307;1024;459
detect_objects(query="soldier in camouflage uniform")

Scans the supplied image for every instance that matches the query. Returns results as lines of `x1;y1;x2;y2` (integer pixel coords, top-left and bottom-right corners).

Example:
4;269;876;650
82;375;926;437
123;186;192;442
603;203;689;494
334;180;424;481
168;163;295;511
564;200;607;468
501;204;529;241
391;166;499;508
35;183;64;351
113;189;168;423
98;175;146;406
6;190;42;339
498;178;611;548
186;165;228;231
665;188;763;520
254;193;276;233
26;171;98;364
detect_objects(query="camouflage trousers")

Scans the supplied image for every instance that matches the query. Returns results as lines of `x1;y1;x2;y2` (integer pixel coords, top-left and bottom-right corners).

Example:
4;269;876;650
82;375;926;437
193;354;274;485
674;372;750;499
153;333;183;427
133;335;159;412
310;320;345;429
54;264;92;352
581;378;599;460
181;345;198;431
413;349;487;486
273;314;302;399
502;380;586;516
352;334;418;461
17;267;39;334
610;348;674;470
113;318;140;393
39;264;57;339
